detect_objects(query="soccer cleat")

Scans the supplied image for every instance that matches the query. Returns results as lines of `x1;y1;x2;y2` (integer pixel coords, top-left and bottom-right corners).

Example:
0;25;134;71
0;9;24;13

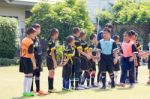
48;89;57;93
100;86;106;89
37;90;47;95
23;92;35;97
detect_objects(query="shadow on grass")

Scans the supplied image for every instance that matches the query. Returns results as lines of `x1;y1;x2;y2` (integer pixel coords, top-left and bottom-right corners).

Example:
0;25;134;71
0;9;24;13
93;88;112;92
12;96;27;99
116;87;132;90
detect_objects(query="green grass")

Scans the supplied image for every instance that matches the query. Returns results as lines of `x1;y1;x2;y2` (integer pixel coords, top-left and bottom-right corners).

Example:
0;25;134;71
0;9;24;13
0;66;150;99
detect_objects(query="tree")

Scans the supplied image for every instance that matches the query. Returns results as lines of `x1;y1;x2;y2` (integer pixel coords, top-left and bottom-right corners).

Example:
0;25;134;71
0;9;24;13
26;0;94;42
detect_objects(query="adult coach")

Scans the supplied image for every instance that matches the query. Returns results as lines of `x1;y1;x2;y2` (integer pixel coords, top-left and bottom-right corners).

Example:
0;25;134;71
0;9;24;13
97;23;113;84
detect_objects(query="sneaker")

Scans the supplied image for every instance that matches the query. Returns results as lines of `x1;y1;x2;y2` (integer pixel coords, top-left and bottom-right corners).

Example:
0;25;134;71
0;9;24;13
48;89;57;93
118;83;125;87
75;87;85;90
37;90;47;95
91;84;98;88
129;84;134;88
111;82;115;88
100;86;106;89
23;92;35;97
147;80;150;84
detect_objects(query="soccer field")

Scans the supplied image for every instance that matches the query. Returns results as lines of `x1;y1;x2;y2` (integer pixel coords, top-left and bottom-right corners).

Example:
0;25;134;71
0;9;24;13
0;66;150;99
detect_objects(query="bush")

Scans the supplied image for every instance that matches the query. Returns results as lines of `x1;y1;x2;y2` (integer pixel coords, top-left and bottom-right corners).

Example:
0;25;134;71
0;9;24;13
0;17;18;59
0;58;19;66
26;0;94;42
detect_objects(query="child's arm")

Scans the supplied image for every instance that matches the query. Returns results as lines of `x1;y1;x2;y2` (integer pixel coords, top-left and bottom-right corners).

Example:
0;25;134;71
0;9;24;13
76;42;91;59
51;48;57;68
113;42;119;64
28;43;36;70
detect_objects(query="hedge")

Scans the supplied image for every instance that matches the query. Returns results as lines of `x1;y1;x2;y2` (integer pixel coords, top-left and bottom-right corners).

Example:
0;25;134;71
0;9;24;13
0;17;18;59
0;58;19;66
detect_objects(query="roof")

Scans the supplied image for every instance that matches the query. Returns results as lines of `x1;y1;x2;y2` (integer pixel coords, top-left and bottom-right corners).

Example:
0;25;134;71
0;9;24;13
4;0;62;6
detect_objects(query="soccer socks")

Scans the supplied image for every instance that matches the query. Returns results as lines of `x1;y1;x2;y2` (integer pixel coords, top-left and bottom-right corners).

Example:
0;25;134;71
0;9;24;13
24;76;28;93
101;73;106;88
35;77;40;92
27;76;33;93
91;73;95;86
114;71;118;84
48;77;54;90
110;73;115;88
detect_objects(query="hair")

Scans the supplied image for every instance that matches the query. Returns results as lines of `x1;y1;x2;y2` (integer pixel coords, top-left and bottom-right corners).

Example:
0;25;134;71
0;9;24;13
113;35;120;41
103;27;111;33
80;31;86;37
128;30;138;37
26;27;36;35
105;23;113;28
72;27;80;34
65;36;74;45
32;23;41;29
90;33;96;40
48;28;59;40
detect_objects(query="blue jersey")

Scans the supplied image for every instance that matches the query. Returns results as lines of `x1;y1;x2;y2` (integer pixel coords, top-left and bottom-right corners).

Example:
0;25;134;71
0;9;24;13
97;39;117;55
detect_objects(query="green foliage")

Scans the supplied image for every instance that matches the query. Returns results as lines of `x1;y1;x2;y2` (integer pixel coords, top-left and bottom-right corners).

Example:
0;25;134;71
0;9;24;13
0;17;18;59
97;0;150;26
26;0;94;42
96;10;112;27
0;58;19;66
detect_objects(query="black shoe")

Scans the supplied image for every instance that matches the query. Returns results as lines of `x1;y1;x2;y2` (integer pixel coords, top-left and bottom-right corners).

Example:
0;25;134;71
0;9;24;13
101;86;106;89
111;81;115;88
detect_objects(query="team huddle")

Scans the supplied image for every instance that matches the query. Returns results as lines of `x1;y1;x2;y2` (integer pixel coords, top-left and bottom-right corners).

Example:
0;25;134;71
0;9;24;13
19;23;150;97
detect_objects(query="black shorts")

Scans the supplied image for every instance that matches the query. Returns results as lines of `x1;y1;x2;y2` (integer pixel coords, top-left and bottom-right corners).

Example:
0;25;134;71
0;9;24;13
148;57;150;69
35;54;42;72
113;61;120;71
46;56;54;70
89;60;96;71
80;56;89;70
99;54;114;73
19;57;33;74
33;69;40;77
72;57;81;72
62;63;72;79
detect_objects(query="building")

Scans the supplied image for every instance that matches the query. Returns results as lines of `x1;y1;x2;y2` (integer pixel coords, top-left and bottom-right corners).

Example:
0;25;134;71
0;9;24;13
0;0;59;41
86;0;115;24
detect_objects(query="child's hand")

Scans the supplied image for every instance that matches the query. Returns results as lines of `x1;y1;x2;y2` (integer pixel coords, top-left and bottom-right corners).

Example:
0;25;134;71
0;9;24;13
114;58;118;65
87;55;91;60
33;65;36;70
129;57;134;62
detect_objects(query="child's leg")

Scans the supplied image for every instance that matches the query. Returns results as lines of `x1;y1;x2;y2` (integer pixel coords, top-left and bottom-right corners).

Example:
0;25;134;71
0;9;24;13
91;71;96;86
135;66;138;81
114;71;118;84
120;59;127;84
75;72;80;88
109;73;115;88
86;71;90;86
24;75;29;93
48;70;54;91
129;61;135;85
101;72;106;88
25;73;33;93
63;78;69;89
31;72;35;92
35;71;40;92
